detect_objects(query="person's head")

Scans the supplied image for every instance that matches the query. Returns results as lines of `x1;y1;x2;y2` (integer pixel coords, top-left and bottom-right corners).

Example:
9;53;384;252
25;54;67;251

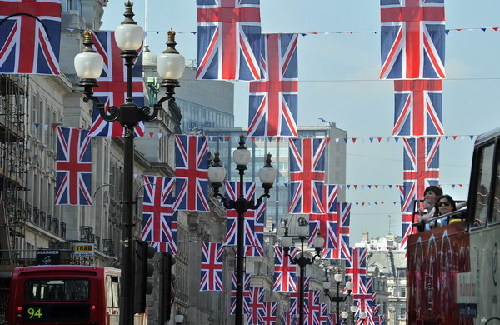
436;195;457;215
423;186;443;207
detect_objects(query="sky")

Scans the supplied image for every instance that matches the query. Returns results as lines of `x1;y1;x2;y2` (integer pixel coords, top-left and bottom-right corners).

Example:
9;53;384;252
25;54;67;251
102;0;500;243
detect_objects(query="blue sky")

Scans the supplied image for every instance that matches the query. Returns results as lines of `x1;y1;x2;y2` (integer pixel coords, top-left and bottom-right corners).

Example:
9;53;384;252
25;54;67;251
102;1;500;242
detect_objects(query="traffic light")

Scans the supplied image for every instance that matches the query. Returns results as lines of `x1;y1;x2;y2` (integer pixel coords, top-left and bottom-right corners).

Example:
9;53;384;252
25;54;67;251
133;240;155;314
159;252;176;324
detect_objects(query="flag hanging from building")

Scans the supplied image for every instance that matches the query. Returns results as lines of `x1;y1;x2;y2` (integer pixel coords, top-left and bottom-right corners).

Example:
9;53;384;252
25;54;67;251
141;176;178;255
200;242;224;291
230;272;251;315
261;301;278;325
175;135;210;212
272;246;297;292
246;286;265;325
247;33;298;137
55;127;92;205
380;0;446;79
288;138;327;214
308;213;337;253
400;137;440;250
196;0;262;80
318;303;330;325
0;0;62;75
88;31;145;137
346;247;368;295
393;80;444;136
289;276;309;316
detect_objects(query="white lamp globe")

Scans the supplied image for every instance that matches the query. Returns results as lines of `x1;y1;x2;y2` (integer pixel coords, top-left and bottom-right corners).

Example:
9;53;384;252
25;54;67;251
74;51;103;79
115;23;143;51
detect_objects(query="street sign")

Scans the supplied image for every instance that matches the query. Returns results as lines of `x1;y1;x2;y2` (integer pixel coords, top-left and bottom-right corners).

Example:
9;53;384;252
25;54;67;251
36;250;60;265
73;243;94;257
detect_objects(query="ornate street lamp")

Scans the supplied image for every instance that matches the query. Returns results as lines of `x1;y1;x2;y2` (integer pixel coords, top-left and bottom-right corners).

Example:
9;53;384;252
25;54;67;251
73;2;184;324
323;269;353;325
280;216;325;325
208;135;276;325
350;304;358;325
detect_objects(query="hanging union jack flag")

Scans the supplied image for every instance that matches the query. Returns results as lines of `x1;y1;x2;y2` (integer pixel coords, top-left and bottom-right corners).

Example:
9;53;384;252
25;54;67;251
175;135;209;212
247;33;298;137
246;286;265;325
0;0;61;75
327;202;351;260
261;301;278;325
55;127;92;206
400;137;440;249
89;31;145;137
289;138;328;214
141;176;178;254
225;203;265;256
393;79;444;136
272;246;297;292
230;272;251;315
289;276;309;316
196;0;262;81
200;242;224;291
305;290;322;325
346;247;368;295
380;0;446;79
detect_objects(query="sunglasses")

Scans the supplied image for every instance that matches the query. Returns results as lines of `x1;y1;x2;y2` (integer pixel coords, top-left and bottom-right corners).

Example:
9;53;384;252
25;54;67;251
438;201;451;207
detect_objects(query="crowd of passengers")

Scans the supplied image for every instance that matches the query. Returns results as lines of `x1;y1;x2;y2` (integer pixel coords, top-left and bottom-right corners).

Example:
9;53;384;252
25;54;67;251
415;186;468;232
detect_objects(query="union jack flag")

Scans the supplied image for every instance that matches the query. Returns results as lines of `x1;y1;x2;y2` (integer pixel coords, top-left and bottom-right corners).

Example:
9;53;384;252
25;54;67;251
346;247;368;295
353;292;375;325
327;202;351;260
55;127;92;205
393;80;444;136
318;303;331;325
261;301;278;325
141;176;177;254
246;286;264;325
230;272;251;314
380;0;446;79
89;31;145;137
175;135;209;212
305;290;321;325
196;0;262;80
272;246;297;292
200;242;224;291
400;137;440;249
247;33;298;137
289;138;327;214
0;0;61;75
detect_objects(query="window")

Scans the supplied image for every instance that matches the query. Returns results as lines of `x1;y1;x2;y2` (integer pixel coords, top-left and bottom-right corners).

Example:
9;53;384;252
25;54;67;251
25;279;89;302
399;307;406;319
401;287;406;297
474;143;494;226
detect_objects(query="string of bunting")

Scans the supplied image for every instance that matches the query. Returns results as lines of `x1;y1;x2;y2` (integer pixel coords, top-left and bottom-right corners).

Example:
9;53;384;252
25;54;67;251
38;123;478;143
63;27;500;36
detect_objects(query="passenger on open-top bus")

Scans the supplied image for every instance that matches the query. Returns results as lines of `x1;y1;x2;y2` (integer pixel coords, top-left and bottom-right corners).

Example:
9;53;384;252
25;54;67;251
416;185;443;231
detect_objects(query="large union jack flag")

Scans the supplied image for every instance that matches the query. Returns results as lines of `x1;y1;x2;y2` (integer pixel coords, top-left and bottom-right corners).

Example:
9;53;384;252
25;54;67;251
380;0;446;79
393;79;443;136
317;185;340;258
246;286;265;325
89;31;145;137
400;137;440;249
230;272;251;314
175;135;209;212
272;246;297;292
225;206;265;256
289;276;309;316
196;0;262;81
200;242;224;291
318;303;331;325
0;0;61;75
141;176;178;254
289;138;327;214
346;247;368;294
247;33;298;137
55;127;92;205
261;301;278;325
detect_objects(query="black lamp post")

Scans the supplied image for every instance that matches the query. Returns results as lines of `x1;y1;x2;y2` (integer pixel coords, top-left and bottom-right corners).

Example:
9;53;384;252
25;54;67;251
350;304;357;325
207;136;277;325
280;216;324;325
323;269;353;325
73;2;185;324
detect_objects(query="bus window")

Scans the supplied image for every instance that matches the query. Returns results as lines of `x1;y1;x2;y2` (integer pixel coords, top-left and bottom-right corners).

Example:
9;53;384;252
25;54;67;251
474;143;494;226
106;275;120;308
25;279;89;302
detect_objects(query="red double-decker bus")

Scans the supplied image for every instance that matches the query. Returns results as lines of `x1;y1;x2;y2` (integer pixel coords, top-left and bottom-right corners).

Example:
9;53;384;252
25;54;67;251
407;128;500;324
6;265;146;325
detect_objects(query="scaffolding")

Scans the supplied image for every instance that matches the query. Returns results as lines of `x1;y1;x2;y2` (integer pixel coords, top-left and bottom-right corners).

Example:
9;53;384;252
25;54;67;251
0;74;29;318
